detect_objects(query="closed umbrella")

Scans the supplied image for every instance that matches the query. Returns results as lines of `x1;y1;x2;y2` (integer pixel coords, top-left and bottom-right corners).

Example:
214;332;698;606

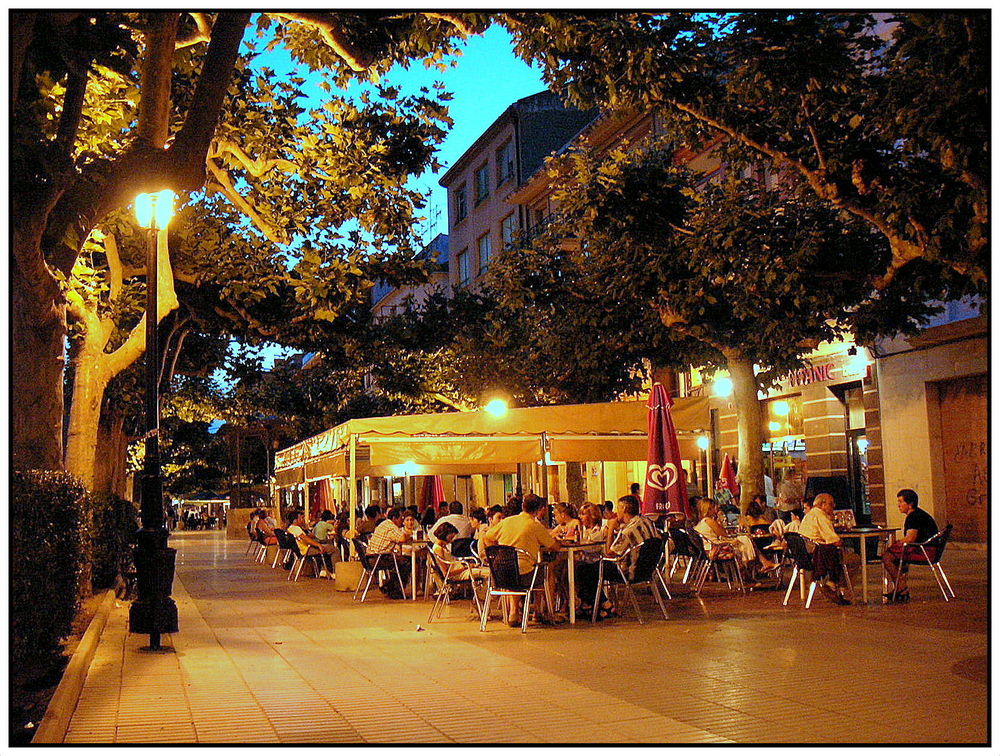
717;453;740;505
419;475;446;512
642;382;693;519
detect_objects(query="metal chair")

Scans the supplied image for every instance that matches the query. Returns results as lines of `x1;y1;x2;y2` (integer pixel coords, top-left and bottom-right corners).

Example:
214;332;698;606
450;537;477;560
426;548;485;623
352;538;408;601
480;545;547;634
693;532;746;594
892;524;955;602
271;527;293;569
279;529;325;582
667;528;705;584
592;538;671;624
782;532;825;608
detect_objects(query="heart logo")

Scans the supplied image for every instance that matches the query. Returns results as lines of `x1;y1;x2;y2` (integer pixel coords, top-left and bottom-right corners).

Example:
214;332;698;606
646;463;678;491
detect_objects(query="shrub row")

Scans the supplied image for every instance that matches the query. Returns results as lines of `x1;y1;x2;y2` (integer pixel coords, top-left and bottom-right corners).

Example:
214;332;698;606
11;471;139;666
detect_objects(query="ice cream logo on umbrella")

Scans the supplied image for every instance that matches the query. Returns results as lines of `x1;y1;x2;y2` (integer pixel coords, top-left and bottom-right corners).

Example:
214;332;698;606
646;463;678;491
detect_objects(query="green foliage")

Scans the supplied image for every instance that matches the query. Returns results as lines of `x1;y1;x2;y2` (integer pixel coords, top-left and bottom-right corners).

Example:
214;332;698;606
506;11;988;291
11;470;90;663
87;493;138;592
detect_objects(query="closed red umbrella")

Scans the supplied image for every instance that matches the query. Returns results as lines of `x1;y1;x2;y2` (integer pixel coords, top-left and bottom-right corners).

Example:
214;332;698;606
718;453;740;502
642;382;693;519
419;475;446;512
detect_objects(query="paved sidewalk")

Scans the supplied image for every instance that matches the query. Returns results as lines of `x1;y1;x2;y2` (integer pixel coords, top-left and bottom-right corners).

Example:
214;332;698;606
62;532;988;744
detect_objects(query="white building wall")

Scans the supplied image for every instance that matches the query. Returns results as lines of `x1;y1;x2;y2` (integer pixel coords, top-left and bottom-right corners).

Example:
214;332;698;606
876;337;987;531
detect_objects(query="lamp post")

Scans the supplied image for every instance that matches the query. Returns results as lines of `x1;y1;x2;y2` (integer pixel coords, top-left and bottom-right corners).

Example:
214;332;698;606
128;189;179;650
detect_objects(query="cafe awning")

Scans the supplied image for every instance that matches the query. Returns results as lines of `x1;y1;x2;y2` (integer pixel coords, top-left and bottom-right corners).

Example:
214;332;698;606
274;396;710;474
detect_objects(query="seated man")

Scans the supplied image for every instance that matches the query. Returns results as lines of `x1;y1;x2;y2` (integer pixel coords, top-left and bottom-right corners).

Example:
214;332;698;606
311;509;341;574
881;488;939;603
355;505;382;538
799;493;858;605
285;511;331;577
481;494;558;625
367;507;413;598
435;500;473;539
577;495;660;616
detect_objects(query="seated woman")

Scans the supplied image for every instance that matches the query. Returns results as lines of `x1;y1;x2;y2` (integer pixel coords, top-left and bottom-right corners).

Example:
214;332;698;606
430;522;488;587
550;502;581;542
739;497;773;533
578;503;606;544
420;505;438;536
694;498;779;575
254;509;278;546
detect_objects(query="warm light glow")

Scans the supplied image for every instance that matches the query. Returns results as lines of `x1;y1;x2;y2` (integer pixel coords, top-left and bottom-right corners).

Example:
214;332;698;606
713;377;734;398
154;189;174;228
856;438;870;454
400;460;418;476
484;398;508;417
696;435;710;451
773;400;790;417
135;189;176;229
135;193;154;228
769;421;781;432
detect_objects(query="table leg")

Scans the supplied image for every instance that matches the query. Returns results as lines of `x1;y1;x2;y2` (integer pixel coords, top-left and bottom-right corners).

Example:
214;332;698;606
568;549;576;625
411;549;417;601
860;535;868;604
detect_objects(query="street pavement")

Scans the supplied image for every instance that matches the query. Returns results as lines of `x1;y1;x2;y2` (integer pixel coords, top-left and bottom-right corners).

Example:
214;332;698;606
62;530;988;744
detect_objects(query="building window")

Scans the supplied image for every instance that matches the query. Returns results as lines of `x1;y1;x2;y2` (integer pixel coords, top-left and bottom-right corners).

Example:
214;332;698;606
501;213;517;248
457;248;470;286
477;233;492;275
454;185;467;222
496;141;515;185
474;164;490;205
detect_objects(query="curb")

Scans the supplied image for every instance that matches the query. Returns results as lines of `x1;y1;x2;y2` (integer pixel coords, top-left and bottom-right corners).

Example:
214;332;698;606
32;589;116;744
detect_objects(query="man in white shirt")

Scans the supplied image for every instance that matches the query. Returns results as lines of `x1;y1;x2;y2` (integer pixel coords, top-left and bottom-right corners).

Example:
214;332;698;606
285;511;332;578
433;501;473;539
367;507;414;598
799;493;858;604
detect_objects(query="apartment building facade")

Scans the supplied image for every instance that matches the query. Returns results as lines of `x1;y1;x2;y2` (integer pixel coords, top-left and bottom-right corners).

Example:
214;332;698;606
438;90;596;290
370;233;450;321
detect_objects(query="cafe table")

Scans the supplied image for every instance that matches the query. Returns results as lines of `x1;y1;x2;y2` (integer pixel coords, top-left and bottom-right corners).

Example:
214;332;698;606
561;541;605;624
404;539;432;601
835;527;898;604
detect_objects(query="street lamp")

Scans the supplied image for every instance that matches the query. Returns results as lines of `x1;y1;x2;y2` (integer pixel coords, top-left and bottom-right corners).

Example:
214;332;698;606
128;189;178;650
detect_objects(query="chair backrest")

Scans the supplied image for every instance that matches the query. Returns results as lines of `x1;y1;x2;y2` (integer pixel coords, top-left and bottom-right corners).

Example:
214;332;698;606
749;524;770;535
920;524;953;564
451;537;476;559
669;528;698;559
352;538;368;561
484;545;530;592
428;549;451;582
783;532;814;570
628;538;666;584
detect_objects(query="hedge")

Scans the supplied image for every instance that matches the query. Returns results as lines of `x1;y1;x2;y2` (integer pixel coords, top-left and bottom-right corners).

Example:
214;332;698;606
88;493;139;594
11;470;89;663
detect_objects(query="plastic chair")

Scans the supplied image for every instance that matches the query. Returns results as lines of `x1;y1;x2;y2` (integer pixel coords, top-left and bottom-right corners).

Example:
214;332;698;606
352;538;408;601
426;549;484;623
892;524;955;602
592;538;671;624
480;545;546;634
279;530;325;582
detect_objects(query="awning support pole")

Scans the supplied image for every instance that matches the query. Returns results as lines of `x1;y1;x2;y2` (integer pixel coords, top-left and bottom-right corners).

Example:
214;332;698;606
349;434;357;559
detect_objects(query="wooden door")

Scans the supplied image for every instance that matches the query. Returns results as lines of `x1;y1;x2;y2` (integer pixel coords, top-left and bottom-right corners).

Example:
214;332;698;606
937;374;988;542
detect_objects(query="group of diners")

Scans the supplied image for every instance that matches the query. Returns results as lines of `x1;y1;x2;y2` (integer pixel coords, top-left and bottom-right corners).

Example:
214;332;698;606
248;481;939;620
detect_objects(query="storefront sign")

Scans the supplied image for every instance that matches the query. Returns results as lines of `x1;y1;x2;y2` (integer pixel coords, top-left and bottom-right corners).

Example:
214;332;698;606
787;363;835;387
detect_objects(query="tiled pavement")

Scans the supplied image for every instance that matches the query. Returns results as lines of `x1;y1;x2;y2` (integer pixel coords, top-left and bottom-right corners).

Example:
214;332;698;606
62;531;988;744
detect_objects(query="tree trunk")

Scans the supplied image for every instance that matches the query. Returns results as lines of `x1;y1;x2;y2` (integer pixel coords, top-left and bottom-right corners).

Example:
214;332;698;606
724;349;765;513
65;344;110;490
565;461;586;507
12;262;66;471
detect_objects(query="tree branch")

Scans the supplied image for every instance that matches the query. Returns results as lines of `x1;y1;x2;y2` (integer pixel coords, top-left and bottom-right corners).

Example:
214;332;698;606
136;12;179;149
209;140;298;178
421;13;475;36
105;229;179;375
175;12;213;49
206;158;289;245
800;94;827;172
272;12;372;71
104;232;124;301
655;302;727;352
11;11;37;110
55;69;88;152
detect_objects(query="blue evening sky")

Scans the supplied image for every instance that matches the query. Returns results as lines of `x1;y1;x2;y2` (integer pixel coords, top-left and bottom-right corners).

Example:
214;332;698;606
224;24;547;380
